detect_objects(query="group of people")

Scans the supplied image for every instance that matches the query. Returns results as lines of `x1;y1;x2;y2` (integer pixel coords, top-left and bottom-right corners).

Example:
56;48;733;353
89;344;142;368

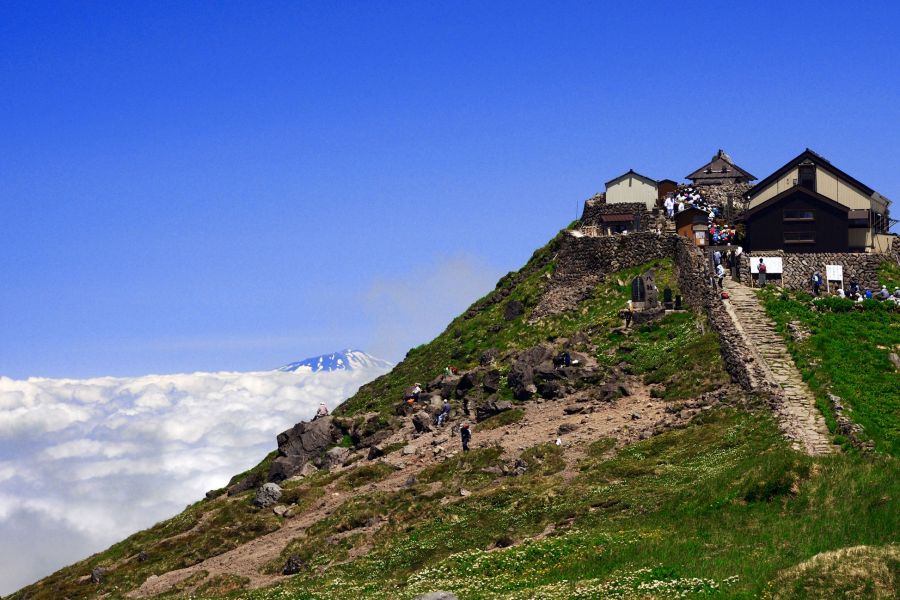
662;186;737;245
402;373;472;452
834;277;900;304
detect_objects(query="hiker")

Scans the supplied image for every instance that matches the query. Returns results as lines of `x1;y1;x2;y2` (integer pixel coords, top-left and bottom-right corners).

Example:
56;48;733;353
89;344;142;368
716;263;726;289
664;195;675;219
677;200;685;213
443;366;454;377
553;351;571;368
864;289;873;300
403;383;422;404
624;300;634;328
811;271;823;296
877;286;891;300
848;278;860;296
757;258;767;287
460;423;471;452
713;250;722;267
894;287;900;299
436;400;451;426
313;402;329;420
836;288;845;298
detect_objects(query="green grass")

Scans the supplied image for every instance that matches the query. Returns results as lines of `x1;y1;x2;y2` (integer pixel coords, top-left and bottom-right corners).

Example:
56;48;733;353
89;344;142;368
337;243;681;418
476;408;525;430
759;288;900;456
615;312;731;400
221;408;899;600
878;259;900;290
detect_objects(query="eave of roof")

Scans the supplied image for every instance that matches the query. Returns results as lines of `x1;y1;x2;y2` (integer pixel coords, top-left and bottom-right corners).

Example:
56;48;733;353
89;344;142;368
743;185;850;218
605;168;658;187
686;159;756;181
745;148;876;199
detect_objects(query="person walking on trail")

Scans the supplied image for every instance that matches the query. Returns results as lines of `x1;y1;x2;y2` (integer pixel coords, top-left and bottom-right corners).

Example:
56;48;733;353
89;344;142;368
460;423;471;452
664;195;675;219
812;271;823;296
713;250;722;267
436;400;451;427
313;402;329;420
757;258;767;287
716;263;726;289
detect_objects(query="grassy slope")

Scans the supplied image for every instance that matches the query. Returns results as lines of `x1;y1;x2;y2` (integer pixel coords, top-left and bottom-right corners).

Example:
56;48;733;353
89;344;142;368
11;243;900;600
759;288;900;456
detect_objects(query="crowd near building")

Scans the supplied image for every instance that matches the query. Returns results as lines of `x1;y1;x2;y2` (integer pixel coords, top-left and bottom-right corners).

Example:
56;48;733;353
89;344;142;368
578;147;898;293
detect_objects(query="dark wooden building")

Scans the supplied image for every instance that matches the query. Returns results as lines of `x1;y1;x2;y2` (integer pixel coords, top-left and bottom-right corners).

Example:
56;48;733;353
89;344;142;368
675;207;710;246
687;149;756;186
742;186;849;252
656;179;678;207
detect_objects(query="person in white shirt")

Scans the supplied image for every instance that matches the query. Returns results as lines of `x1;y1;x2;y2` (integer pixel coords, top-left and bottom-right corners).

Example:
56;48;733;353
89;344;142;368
664;196;675;219
314;402;329;420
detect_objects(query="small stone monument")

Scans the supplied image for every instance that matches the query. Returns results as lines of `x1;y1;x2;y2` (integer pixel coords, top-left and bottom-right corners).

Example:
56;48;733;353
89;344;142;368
663;287;673;309
643;269;659;309
631;275;646;307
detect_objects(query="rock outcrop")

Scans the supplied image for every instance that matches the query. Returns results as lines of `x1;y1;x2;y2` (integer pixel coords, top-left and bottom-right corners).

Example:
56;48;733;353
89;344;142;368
268;417;342;482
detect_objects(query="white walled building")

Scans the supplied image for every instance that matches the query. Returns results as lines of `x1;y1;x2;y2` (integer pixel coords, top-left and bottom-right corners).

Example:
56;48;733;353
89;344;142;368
605;169;658;210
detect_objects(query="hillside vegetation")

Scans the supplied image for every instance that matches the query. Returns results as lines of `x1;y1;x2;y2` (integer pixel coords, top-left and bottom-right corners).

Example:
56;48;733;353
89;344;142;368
9;234;900;600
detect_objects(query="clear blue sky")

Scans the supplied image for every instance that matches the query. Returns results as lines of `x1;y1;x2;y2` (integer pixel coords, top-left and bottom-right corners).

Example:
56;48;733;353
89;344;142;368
2;1;899;378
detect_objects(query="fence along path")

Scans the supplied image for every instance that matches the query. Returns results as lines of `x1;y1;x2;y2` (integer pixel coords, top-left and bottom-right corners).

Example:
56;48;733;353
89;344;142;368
722;279;833;455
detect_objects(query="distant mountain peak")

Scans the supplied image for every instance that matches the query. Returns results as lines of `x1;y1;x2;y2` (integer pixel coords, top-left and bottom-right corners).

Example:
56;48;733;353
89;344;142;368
276;350;392;373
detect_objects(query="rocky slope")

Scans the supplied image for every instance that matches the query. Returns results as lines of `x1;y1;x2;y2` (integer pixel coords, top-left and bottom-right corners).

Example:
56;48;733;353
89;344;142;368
8;229;899;600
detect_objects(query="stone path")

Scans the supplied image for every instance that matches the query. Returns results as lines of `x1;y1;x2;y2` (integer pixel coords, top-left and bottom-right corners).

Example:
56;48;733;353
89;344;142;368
722;279;833;455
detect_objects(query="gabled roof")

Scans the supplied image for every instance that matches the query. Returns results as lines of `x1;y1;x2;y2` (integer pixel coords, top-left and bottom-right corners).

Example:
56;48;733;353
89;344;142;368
743;184;850;219
605;169;658;187
746;148;875;199
686;149;756;182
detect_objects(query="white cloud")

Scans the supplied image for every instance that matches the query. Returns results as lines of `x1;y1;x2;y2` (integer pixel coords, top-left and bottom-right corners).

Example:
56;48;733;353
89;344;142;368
0;363;390;595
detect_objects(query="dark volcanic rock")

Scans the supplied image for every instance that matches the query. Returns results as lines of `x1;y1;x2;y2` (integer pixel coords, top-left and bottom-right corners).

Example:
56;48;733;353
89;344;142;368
482;369;501;393
504;300;525;321
479;348;499;366
367;444;385;460
90;567;106;584
412;411;433;433
269;417;342;482
508;363;536;400
537;381;564;399
227;472;264;496
475;399;512;422
283;555;304;575
455;371;480;397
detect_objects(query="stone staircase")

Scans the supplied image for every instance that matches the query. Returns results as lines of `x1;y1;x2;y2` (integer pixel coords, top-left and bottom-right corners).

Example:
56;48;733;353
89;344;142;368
722;279;833;455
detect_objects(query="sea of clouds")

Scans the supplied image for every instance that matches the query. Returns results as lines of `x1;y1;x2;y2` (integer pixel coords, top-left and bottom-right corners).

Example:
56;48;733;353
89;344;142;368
0;364;390;595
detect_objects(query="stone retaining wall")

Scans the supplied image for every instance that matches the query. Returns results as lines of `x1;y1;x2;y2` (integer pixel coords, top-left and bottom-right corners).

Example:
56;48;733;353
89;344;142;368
530;230;769;392
737;250;888;291
581;200;655;232
530;231;676;320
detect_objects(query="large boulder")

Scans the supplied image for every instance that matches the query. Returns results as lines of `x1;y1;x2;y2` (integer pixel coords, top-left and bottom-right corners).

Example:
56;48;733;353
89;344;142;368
455;371;480;398
508;363;536;400
226;472;264;496
253;483;283;508
482;369;501;393
517;344;554;367
479;348;499;366
319;446;350;470
537;381;564;399
283;555;304;575
268;417;342;482
412;410;433;433
475;399;513;422
504;300;525;321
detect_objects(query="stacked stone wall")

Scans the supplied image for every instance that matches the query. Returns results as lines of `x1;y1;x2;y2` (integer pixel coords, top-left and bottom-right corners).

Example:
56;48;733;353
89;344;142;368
581;200;655;232
672;237;765;391
530;232;676;320
737;251;888;291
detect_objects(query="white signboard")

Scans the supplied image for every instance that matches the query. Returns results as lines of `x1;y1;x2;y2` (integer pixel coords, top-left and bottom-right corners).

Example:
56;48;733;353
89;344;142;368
749;257;783;274
826;264;843;281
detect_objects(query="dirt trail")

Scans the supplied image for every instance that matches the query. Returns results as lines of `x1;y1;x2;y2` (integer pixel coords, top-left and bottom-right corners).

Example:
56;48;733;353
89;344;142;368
722;279;832;455
130;379;707;597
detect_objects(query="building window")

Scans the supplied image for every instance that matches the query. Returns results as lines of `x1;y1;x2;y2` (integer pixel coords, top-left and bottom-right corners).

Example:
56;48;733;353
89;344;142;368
798;162;815;191
783;209;815;221
784;231;815;244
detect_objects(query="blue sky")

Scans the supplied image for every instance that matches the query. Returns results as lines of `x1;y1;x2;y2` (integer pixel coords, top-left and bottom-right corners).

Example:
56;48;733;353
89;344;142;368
2;1;899;378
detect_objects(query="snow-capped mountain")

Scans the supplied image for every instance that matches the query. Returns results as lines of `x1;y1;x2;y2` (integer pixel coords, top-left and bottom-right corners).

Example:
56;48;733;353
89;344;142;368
277;350;393;373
